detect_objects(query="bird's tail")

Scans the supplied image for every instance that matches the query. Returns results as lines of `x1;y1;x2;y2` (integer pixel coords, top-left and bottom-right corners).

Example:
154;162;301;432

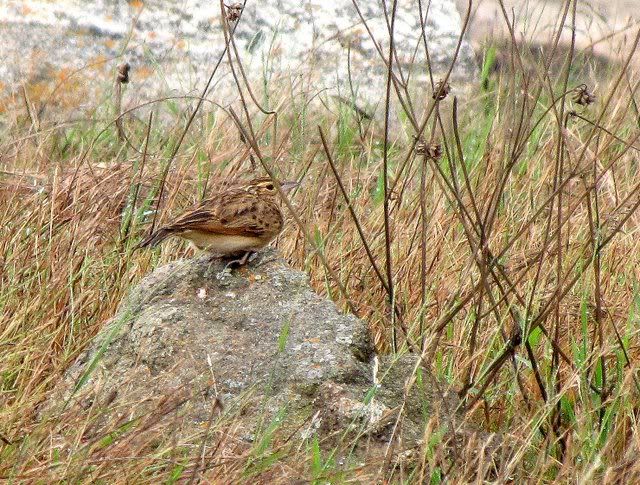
135;227;172;251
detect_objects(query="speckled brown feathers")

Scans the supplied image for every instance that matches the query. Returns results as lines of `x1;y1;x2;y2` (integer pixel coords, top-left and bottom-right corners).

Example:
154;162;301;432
138;177;297;257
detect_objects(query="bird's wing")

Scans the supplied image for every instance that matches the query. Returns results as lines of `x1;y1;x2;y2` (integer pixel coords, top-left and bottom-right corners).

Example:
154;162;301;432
165;194;276;237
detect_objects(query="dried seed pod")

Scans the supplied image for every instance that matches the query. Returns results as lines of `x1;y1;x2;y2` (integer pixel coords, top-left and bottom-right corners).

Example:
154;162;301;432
573;84;595;106
225;2;243;22
117;63;130;84
415;139;442;160
432;80;451;101
425;143;442;160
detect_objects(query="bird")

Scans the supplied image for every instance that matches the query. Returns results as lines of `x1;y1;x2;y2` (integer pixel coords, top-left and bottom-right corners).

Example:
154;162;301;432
137;176;298;266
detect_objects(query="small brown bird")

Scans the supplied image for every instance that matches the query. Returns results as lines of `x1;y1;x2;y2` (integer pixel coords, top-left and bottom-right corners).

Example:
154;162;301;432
138;177;298;265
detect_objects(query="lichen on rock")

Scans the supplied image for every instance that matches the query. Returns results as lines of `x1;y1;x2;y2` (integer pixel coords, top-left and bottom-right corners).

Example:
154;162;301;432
44;249;498;472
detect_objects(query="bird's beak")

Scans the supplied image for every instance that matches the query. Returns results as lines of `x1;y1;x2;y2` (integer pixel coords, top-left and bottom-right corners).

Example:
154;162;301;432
280;180;300;193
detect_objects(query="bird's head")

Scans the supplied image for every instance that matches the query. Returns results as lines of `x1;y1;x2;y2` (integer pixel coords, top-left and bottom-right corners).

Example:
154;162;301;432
245;177;299;197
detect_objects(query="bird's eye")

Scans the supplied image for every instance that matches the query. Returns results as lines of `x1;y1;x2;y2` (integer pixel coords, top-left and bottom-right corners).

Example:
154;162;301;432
265;183;274;190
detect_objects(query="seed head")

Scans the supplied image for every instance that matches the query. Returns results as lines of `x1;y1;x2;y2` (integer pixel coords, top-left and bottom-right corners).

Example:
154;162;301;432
225;3;243;22
117;63;130;84
432;80;451;101
416;139;442;160
573;84;595;106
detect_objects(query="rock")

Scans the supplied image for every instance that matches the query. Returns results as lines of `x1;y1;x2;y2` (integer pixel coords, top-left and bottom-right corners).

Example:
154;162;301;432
44;249;498;466
1;0;477;113
457;0;639;72
49;249;372;434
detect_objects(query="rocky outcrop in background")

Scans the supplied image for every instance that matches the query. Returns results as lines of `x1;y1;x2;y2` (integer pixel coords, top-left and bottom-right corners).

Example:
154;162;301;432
0;0;476;112
457;0;637;60
3;0;634;117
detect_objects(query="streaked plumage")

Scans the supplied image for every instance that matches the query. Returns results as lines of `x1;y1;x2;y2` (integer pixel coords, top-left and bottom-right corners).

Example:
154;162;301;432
138;177;297;258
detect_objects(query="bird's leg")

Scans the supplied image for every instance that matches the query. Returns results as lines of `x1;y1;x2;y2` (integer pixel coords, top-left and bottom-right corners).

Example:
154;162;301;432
223;251;256;271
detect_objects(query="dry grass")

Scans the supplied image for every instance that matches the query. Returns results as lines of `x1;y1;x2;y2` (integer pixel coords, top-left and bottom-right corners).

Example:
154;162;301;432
3;1;640;482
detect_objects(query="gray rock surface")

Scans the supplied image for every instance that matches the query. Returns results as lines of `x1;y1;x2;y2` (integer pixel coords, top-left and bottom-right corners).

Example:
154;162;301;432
45;249;494;463
457;0;639;71
1;0;477;111
53;250;372;430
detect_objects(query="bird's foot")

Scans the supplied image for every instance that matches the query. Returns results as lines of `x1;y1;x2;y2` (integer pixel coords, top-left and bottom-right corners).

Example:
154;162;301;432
214;252;258;280
226;251;257;269
221;251;256;271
